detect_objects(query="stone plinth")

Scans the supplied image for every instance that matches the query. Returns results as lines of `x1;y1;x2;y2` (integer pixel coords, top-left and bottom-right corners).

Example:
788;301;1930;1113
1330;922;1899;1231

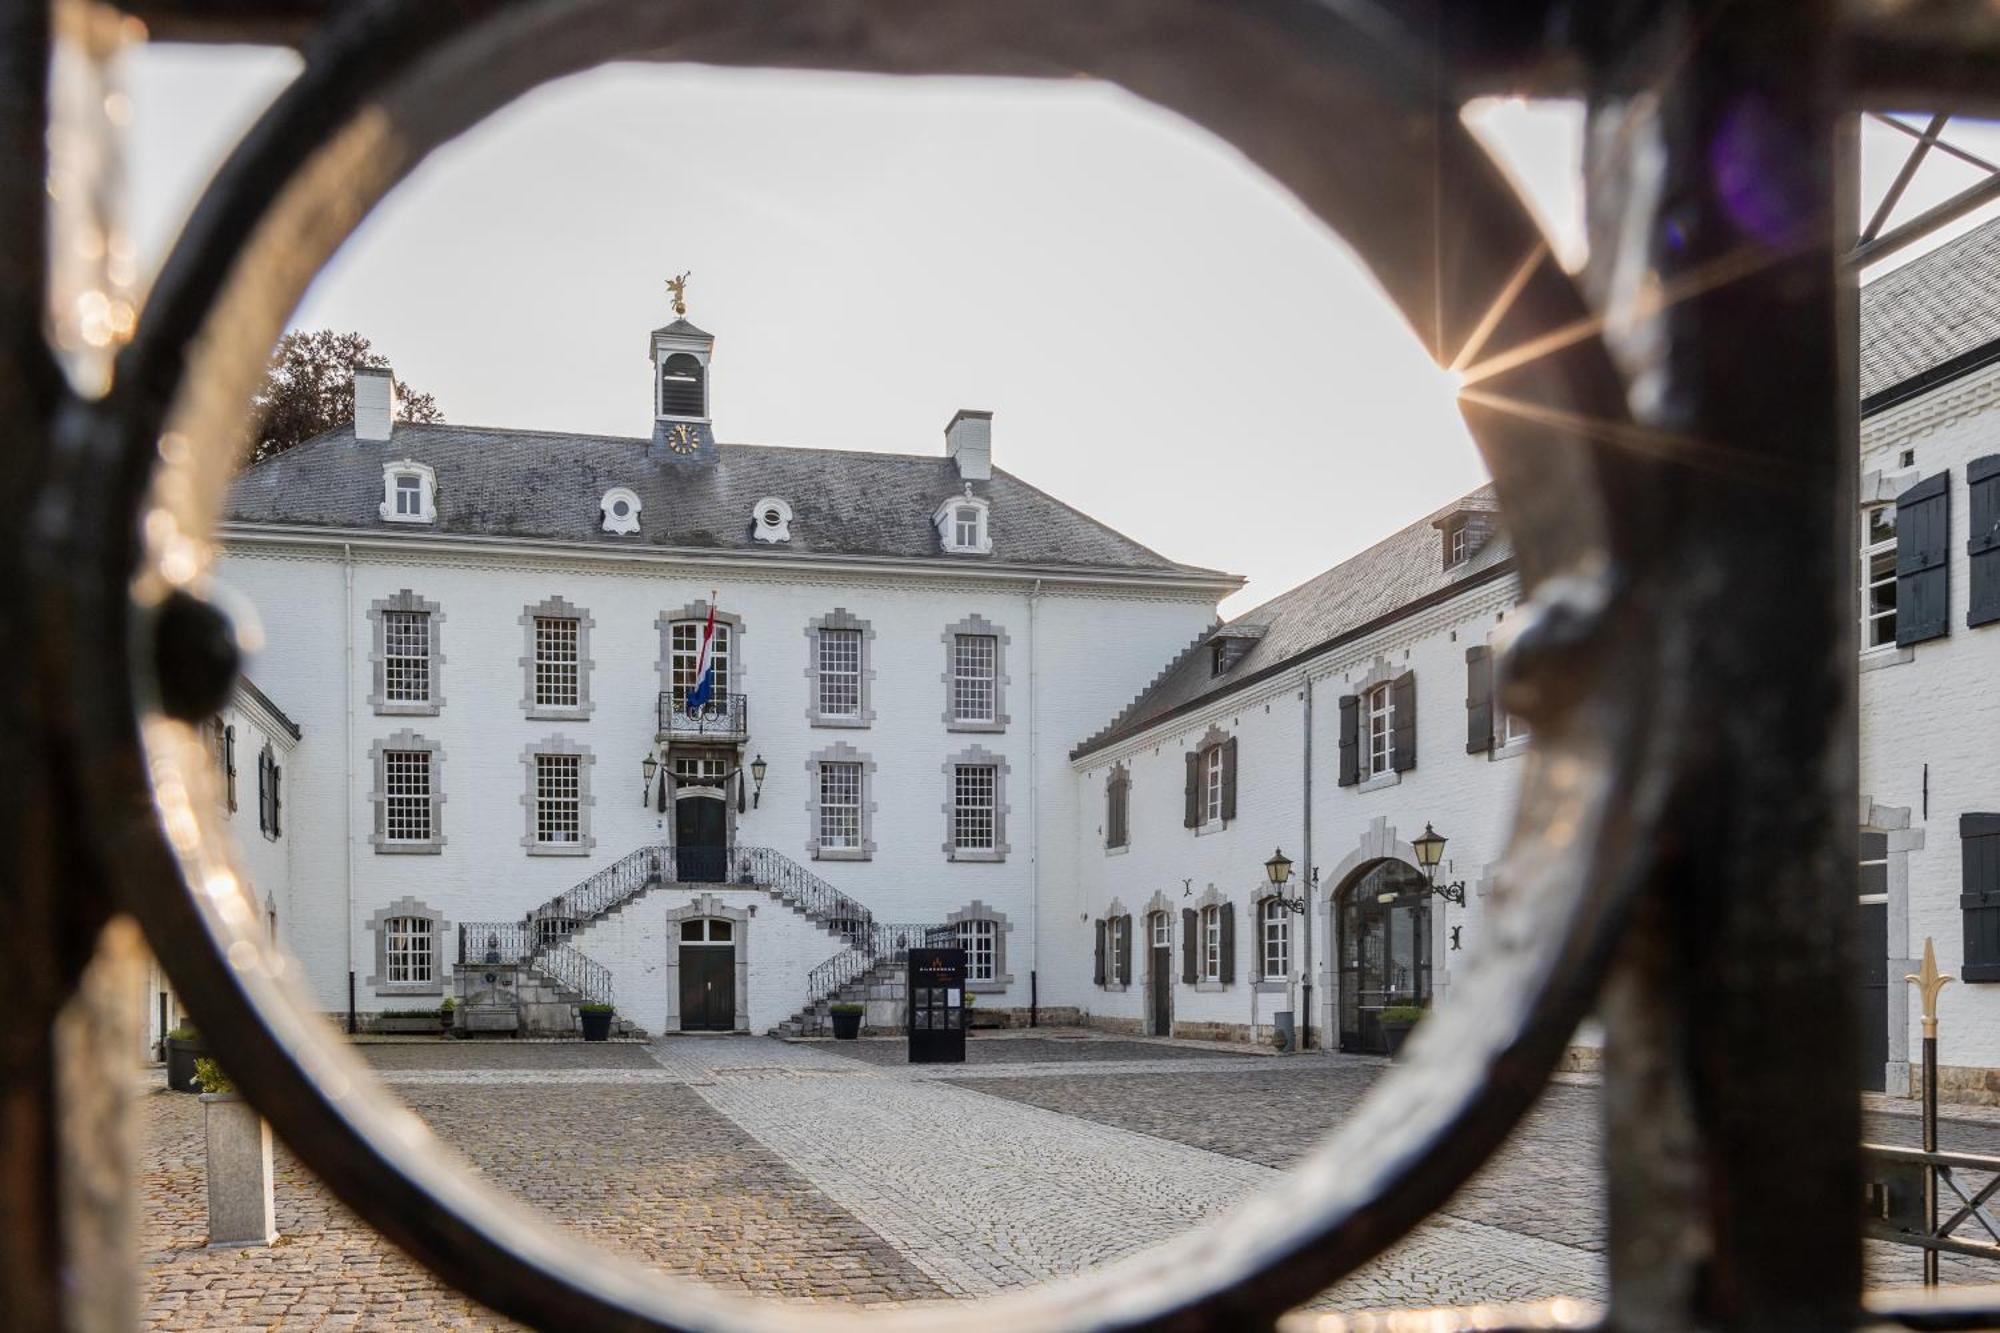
200;1093;276;1247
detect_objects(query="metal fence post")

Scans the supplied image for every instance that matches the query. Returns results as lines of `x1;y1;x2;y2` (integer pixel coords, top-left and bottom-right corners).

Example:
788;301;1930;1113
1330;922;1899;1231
1909;936;1953;1286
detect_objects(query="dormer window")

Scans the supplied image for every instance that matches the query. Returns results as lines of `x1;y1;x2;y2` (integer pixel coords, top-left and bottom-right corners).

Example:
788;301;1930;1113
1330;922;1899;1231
600;487;642;535
752;496;793;544
1207;624;1266;676
935;493;992;555
378;460;436;524
1434;504;1497;571
1447;525;1468;567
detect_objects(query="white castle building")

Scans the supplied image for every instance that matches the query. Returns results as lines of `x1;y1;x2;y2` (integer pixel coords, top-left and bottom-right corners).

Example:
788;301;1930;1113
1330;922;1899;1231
214;226;2000;1095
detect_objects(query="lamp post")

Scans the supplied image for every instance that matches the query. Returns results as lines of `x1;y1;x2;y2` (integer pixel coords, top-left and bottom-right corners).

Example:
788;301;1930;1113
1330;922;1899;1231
639;752;658;807
1264;849;1312;1051
749;753;767;809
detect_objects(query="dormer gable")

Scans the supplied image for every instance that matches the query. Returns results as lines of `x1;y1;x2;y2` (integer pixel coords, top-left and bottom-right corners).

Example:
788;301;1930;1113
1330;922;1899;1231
379;459;436;524
1207;623;1267;676
1432;504;1499;571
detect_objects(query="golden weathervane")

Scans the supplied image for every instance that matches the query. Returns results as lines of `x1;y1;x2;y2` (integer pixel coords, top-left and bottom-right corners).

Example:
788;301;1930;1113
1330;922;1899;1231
1907;936;1953;1040
666;270;691;318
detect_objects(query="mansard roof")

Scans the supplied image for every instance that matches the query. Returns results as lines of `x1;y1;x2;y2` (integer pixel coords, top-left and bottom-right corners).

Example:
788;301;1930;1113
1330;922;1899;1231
1072;485;1511;759
222;422;1227;579
1861;215;2000;409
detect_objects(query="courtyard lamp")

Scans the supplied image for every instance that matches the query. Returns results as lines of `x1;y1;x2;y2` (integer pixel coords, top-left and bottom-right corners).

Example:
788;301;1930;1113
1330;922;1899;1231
1263;848;1307;913
640;752;658;807
1411;822;1468;906
750;753;767;808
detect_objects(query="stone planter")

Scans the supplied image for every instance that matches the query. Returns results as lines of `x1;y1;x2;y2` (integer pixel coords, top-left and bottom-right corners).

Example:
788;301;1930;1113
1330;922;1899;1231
1381;1019;1416;1060
200;1093;276;1248
830;1010;862;1040
166;1035;205;1093
373;1015;441;1035
579;1009;613;1042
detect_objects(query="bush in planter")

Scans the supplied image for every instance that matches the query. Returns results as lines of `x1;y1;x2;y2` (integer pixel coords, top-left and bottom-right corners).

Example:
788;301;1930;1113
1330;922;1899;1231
193;1056;235;1095
1378;1004;1428;1059
828;1002;863;1040
439;996;456;1030
578;1002;616;1042
165;1025;205;1093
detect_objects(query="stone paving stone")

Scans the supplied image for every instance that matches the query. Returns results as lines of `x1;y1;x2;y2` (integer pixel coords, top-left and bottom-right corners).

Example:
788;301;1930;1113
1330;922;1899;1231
353;1042;662;1072
820;1034;1251;1068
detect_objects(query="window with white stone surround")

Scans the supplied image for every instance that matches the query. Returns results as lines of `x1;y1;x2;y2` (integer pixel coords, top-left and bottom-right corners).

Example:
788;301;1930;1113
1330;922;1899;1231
368;590;443;716
519;596;594;721
940;614;1009;732
946;901;1013;992
366;897;445;995
805;742;876;861
369;731;444;854
805;609;874;728
520;737;595;856
942;745;1009;861
378;460;436;524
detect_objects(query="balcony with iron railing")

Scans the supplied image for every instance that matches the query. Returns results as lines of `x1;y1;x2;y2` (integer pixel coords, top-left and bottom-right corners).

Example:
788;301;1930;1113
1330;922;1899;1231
657;690;748;742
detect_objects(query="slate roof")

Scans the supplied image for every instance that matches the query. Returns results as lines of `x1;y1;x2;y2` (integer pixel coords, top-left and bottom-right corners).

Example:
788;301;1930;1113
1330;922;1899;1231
651;318;711;339
1073;487;1512;758
1860;215;2000;405
223;422;1225;578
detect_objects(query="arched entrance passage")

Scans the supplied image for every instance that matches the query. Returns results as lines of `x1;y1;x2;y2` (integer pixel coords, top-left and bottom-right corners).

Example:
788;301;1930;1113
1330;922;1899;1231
1335;859;1432;1055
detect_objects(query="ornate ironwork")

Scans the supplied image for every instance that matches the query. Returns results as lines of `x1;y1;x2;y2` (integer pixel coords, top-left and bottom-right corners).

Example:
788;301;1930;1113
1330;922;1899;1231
804;923;959;1015
12;0;2000;1328
656;690;748;740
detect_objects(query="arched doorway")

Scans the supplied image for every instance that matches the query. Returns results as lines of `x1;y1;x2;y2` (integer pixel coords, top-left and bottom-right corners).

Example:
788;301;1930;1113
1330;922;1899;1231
1145;910;1173;1036
678;917;736;1031
674;788;727;882
1336;860;1432;1054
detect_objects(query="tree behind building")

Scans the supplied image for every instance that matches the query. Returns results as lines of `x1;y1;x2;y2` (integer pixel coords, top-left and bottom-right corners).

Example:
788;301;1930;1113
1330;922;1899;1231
249;330;443;464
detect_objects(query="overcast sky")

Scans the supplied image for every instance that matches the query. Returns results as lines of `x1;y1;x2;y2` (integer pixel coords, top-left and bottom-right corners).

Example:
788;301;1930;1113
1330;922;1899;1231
126;46;2000;614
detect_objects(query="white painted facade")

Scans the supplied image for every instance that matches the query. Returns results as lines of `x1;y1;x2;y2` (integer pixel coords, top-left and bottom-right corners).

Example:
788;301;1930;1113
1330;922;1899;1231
1859;356;2000;1091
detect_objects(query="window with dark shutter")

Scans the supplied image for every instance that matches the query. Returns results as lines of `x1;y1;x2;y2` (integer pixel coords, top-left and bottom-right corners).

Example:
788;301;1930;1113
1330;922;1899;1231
1337;694;1360;787
1220;737;1239;821
1969;455;2000;629
1391;671;1418;772
257;749;270;834
1896;471;1950;645
1182;908;1198;984
1094;919;1107;986
1183;751;1201;828
1218;902;1236;985
224;724;237;811
1466;646;1494;754
1116;916;1132;985
271;763;282;838
1107;770;1129;849
1963;814;2000;982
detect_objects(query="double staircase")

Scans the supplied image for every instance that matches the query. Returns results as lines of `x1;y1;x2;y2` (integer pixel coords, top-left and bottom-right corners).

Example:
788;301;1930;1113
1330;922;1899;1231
457;843;949;1036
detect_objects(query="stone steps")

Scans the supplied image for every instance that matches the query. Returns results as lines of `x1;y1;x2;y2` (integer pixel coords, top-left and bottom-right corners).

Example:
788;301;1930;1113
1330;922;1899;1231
776;960;908;1037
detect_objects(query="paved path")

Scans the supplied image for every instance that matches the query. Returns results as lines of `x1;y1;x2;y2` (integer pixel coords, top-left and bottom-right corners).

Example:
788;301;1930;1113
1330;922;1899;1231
653;1036;1606;1309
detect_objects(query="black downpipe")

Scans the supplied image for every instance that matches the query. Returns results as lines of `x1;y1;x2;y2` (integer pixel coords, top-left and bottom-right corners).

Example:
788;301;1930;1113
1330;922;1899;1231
1030;970;1038;1027
347;971;357;1035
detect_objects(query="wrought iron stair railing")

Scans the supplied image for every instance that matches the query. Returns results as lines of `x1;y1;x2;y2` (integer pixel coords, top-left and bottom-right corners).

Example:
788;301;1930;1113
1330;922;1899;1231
803;922;956;1011
454;925;613;1008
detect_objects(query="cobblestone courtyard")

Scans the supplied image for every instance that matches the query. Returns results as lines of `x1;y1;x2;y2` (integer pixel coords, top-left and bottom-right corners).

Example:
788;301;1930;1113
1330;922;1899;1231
141;1031;2000;1327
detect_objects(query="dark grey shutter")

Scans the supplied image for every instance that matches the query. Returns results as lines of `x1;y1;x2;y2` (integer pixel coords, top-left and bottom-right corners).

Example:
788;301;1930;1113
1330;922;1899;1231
1896;471;1951;645
1182;908;1198;984
1219;902;1236;985
257;750;270;834
1220;736;1239;821
271;764;282;837
1969;455;2000;629
1094;920;1107;986
225;725;237;811
1183;752;1200;828
1116;916;1132;985
1963;814;2000;982
1338;695;1360;787
1391;670;1418;772
1250;901;1264;981
1465;646;1494;754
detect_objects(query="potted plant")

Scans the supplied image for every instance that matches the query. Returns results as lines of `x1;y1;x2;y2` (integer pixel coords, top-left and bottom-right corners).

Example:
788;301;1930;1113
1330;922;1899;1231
1378;1004;1428;1059
165;1024;205;1093
194;1058;276;1247
439;996;456;1032
829;1002;863;1040
579;1002;615;1042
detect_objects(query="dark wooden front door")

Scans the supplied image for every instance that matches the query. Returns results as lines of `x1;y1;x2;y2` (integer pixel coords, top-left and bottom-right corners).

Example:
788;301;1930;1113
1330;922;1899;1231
674;795;726;882
1859;900;1888;1091
1150;949;1172;1036
679;944;735;1031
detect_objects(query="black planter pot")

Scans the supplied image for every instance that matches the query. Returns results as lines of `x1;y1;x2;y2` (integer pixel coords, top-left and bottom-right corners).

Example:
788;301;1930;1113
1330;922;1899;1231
579;1010;613;1042
830;1010;862;1040
165;1035;205;1092
1380;1020;1416;1060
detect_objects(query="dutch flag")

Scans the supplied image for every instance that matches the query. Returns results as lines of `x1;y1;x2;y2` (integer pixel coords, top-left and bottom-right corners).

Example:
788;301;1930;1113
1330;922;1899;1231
685;602;718;716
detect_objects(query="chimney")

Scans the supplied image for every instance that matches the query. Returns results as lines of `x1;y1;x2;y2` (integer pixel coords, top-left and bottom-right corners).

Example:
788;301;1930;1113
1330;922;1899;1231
945;409;992;481
353;365;395;442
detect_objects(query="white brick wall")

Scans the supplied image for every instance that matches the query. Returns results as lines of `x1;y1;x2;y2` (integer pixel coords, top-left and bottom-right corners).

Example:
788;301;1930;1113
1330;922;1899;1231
1861;360;2000;1079
218;537;1216;1021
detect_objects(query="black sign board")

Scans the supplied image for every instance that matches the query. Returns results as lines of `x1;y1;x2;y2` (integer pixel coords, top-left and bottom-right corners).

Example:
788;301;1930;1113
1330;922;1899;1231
906;947;967;1064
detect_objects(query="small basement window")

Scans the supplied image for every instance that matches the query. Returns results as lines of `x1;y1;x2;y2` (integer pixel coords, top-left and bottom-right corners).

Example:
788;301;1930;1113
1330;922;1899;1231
378;460;436;524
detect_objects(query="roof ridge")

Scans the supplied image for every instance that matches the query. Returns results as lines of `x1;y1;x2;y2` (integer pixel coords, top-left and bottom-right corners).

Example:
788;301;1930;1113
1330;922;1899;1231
1072;619;1223;758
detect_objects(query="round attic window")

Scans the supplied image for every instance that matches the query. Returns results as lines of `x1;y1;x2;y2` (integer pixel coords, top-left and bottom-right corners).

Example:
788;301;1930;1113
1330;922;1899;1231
613;499;631;518
752;496;793;544
762;507;780;525
599;486;642;535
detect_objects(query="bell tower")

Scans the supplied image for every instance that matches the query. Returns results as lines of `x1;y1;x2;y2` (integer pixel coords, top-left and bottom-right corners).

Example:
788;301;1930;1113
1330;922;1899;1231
649;271;717;463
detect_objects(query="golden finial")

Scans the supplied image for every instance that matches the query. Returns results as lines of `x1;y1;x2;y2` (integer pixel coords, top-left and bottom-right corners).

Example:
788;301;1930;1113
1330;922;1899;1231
1907;936;1953;1040
665;271;691;318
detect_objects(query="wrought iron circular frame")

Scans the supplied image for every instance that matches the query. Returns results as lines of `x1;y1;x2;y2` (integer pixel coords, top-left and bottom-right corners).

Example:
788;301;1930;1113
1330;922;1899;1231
61;1;1656;1328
